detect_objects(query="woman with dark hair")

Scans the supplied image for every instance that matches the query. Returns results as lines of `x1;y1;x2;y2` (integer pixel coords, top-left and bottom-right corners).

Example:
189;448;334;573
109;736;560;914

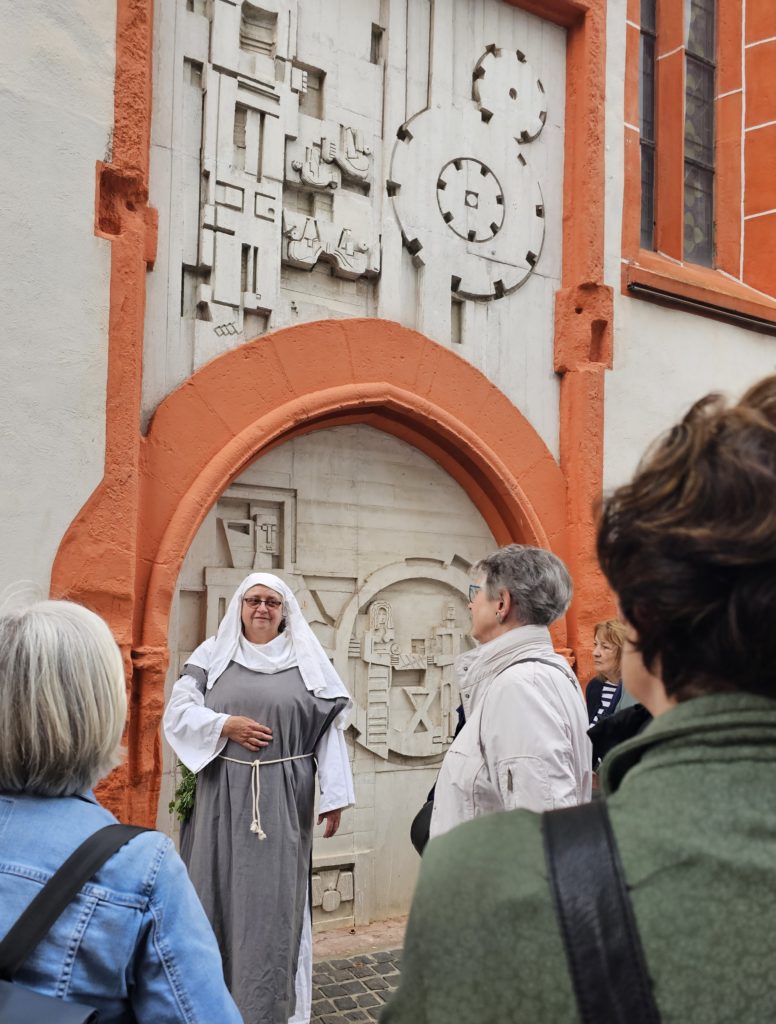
382;375;776;1024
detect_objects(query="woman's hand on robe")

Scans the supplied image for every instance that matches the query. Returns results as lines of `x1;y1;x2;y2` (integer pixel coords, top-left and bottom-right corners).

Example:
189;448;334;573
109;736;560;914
221;715;273;752
317;809;342;838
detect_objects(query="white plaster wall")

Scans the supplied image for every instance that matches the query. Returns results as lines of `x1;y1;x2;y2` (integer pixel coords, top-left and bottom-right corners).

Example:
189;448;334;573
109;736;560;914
144;0;566;458
0;0;115;592
601;0;776;491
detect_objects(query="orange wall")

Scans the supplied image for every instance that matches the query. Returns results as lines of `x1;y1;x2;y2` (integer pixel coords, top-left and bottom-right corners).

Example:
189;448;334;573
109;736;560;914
622;0;776;323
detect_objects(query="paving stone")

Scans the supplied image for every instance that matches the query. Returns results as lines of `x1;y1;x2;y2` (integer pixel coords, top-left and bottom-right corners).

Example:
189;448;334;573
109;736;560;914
341;980;367;994
331;968;355;982
364;976;389;991
320;983;347;998
373;961;398;975
312;999;336;1015
312;947;401;1022
355;992;380;1008
333;995;358;1010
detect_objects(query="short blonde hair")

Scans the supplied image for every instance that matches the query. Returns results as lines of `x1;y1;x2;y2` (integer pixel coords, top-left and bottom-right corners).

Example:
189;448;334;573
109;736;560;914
593;619;628;675
0;600;126;796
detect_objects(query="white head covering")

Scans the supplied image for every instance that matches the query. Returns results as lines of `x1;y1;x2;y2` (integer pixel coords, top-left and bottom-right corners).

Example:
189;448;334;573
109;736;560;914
187;573;352;727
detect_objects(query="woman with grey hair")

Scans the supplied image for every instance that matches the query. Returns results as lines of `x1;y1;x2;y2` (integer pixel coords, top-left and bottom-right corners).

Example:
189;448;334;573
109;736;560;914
429;544;591;839
0;599;241;1022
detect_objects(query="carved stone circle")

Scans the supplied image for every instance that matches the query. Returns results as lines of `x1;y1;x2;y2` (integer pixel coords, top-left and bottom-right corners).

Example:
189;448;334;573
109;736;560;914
436;159;505;243
388;46;546;300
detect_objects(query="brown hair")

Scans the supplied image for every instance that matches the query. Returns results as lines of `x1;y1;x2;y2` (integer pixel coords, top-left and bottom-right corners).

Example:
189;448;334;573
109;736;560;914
597;375;776;701
593;619;628;675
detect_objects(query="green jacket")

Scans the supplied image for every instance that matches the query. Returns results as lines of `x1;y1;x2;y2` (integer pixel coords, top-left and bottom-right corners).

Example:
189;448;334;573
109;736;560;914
382;695;776;1023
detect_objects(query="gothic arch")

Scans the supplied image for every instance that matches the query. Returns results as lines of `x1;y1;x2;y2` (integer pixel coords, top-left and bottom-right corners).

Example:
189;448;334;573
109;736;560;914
53;318;568;820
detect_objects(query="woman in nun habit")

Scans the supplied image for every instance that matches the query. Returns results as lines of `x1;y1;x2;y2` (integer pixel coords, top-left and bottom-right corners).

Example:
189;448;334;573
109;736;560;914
163;573;354;1024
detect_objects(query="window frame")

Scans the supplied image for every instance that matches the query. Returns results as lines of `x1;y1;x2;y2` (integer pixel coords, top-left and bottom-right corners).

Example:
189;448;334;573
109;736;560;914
621;0;776;331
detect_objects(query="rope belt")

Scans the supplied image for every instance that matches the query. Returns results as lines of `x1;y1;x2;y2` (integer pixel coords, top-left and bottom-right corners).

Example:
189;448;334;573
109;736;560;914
219;753;315;840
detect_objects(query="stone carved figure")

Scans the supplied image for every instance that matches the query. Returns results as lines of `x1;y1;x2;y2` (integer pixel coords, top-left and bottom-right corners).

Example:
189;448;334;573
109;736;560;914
220;508;281;570
286;122;374;192
355;595;468;760
362;599;397;757
282;210;380;280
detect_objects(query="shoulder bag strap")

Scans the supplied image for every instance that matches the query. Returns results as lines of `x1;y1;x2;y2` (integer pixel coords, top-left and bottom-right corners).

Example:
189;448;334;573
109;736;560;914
502;656;579;688
542;801;661;1024
0;823;148;980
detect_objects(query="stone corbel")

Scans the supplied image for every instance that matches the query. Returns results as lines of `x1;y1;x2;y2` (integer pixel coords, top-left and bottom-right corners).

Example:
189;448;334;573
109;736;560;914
554;282;614;373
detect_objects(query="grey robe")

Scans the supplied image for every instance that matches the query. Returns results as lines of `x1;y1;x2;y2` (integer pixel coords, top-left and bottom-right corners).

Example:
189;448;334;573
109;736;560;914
180;661;346;1024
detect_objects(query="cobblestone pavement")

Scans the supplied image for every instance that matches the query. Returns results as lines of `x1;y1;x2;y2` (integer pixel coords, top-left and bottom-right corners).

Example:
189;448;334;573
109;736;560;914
311;948;401;1022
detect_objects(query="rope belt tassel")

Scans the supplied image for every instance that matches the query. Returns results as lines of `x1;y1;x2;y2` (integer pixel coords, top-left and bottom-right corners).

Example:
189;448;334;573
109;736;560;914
219;752;315;839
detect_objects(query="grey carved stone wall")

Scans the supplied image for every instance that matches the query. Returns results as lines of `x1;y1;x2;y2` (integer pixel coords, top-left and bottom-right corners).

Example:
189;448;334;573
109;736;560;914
143;0;567;457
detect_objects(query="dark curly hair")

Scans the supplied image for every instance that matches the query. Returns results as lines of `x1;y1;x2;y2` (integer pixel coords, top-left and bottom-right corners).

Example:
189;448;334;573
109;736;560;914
596;375;776;701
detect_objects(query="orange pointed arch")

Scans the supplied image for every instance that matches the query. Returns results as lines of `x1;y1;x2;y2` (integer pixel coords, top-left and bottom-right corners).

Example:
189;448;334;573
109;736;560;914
54;319;568;821
137;319;566;646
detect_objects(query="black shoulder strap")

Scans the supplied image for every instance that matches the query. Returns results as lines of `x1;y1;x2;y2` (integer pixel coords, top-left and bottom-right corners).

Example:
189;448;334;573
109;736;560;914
0;823;148;980
542;801;661;1024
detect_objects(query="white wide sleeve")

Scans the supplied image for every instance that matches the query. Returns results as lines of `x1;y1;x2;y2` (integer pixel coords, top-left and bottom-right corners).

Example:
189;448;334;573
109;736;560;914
162;674;230;774
315;725;355;814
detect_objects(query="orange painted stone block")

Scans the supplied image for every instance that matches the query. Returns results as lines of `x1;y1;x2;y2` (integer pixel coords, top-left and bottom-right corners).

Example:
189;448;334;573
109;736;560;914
745;41;776;128
744;214;776;299
622;128;642;258
745;0;776;44
715;91;742;275
656;0;684;52
745;124;776;217
716;0;743;96
655;51;685;259
624;22;640;126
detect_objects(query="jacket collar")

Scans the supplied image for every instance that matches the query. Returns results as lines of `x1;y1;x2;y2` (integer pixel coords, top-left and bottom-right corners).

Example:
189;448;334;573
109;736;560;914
601;693;776;795
456;624;559;718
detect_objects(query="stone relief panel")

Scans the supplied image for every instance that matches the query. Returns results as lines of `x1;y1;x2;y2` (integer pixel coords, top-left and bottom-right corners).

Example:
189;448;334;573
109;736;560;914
311;863;355;930
160;425;496;924
389;43;547;300
146;0;566;457
156;0;382;373
334;562;472;761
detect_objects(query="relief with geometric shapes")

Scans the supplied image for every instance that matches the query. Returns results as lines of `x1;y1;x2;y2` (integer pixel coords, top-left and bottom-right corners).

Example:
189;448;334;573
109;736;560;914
389;45;546;300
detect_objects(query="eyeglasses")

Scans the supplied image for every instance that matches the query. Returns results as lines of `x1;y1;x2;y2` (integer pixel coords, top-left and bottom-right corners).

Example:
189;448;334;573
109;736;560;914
243;596;283;609
468;584;482;603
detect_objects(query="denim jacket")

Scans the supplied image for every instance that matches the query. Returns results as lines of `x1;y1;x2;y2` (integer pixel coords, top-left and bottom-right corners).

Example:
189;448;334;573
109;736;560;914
0;791;242;1023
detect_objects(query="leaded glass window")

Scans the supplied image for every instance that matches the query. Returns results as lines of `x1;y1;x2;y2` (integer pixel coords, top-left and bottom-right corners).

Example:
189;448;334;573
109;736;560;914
684;0;716;266
639;0;657;250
